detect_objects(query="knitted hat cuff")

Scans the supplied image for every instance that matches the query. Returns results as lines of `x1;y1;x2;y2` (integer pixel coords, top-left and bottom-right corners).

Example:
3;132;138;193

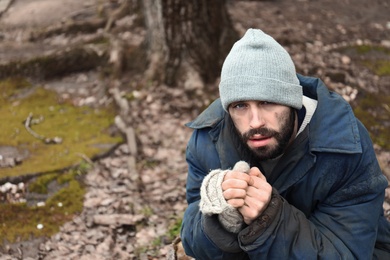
220;76;303;111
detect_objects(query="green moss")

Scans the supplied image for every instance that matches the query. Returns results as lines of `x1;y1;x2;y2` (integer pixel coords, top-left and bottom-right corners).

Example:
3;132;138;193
28;161;89;196
28;173;58;194
338;45;390;76
361;59;390;76
354;45;390;55
45;179;85;214
57;162;91;185
0;76;112;245
0;168;86;243
0;78;122;178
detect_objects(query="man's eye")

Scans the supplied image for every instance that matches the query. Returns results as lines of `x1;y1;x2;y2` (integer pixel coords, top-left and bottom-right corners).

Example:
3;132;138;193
231;103;247;109
260;101;274;106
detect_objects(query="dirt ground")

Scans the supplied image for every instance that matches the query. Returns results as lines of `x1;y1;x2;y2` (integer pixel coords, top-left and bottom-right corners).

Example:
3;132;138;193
2;0;389;59
1;0;94;28
0;0;390;259
231;0;390;44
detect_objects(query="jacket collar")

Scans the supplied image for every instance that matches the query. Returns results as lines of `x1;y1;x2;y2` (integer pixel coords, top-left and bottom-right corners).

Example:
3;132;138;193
186;74;362;155
298;74;362;154
185;98;225;130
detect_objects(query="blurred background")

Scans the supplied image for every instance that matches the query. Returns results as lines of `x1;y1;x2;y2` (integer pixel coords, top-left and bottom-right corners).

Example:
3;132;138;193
0;0;389;259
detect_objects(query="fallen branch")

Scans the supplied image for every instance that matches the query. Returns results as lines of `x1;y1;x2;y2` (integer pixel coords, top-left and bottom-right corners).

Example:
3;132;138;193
29;18;107;41
104;0;133;32
109;83;129;114
114;115;139;185
106;32;144;191
93;213;144;226
0;45;107;81
24;113;63;144
167;237;194;260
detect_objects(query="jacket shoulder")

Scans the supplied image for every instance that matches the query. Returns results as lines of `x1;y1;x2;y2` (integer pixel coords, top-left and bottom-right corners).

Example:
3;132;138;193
185;99;227;129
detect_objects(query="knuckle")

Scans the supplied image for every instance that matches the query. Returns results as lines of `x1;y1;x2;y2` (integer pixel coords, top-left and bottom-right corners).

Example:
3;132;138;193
246;210;256;219
221;181;228;191
237;199;245;207
228;199;242;207
248;211;259;219
223;189;233;198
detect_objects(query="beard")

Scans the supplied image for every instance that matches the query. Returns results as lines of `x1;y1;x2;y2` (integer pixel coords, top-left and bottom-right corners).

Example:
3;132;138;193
239;108;296;160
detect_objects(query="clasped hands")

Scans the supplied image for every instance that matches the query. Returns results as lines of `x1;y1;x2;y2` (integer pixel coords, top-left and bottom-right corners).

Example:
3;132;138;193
222;167;272;225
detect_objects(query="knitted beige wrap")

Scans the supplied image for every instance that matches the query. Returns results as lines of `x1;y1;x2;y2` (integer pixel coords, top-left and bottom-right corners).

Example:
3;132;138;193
199;161;250;233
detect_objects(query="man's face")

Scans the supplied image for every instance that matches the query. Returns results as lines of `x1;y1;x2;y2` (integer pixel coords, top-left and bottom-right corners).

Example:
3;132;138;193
229;100;296;160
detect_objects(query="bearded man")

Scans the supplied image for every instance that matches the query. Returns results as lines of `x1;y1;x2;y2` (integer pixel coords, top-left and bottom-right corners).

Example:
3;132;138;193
180;28;390;259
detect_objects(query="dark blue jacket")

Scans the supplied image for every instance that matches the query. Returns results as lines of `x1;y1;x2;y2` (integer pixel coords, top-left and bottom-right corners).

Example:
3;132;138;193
181;75;389;259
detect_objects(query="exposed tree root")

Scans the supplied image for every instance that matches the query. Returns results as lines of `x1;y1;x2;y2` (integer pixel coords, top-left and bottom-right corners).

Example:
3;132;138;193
0;45;107;81
28;18;107;41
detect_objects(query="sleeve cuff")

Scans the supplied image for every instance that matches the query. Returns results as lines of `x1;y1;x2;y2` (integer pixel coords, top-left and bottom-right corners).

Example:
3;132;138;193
203;214;242;253
239;188;283;245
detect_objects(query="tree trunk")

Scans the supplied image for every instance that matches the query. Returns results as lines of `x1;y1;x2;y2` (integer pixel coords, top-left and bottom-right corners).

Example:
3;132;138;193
143;0;238;86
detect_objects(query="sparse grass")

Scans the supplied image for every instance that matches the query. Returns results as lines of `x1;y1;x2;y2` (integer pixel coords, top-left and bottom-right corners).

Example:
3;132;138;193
167;217;182;241
140;206;154;217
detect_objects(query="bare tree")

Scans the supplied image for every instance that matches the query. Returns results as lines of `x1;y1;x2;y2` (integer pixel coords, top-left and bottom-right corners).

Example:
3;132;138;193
142;0;238;86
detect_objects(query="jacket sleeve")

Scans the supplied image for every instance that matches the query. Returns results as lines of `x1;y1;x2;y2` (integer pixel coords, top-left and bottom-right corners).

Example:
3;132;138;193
180;129;248;259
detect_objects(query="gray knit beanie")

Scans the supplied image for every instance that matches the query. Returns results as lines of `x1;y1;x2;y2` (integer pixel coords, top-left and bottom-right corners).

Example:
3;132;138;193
219;29;303;111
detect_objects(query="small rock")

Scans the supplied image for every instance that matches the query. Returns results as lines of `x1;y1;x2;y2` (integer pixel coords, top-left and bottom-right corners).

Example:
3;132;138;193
341;55;351;65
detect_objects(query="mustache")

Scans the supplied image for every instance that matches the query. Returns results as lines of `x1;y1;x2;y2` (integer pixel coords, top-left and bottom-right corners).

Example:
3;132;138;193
241;127;278;142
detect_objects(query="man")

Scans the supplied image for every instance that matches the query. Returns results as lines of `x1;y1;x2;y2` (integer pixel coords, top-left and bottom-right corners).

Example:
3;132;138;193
180;28;390;259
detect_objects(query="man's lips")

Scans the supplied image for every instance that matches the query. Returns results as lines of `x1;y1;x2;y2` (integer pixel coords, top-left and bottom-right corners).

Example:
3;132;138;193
247;134;273;147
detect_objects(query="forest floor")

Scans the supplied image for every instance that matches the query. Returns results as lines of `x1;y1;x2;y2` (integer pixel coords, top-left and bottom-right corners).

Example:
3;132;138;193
0;0;390;259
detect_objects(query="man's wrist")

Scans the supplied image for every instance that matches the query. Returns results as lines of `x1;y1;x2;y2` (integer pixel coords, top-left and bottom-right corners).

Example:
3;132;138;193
239;188;283;245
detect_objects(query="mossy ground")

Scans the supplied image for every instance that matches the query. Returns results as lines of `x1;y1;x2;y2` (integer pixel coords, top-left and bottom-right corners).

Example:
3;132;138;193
337;44;390;78
354;45;390;76
0;166;88;244
0;77;122;178
0;77;122;246
337;45;390;150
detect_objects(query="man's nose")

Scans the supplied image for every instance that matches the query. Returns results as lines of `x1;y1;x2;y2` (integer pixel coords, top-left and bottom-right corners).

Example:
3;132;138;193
249;107;265;129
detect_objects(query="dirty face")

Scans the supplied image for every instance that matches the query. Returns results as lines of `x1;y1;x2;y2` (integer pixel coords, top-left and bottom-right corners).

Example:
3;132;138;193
229;100;297;160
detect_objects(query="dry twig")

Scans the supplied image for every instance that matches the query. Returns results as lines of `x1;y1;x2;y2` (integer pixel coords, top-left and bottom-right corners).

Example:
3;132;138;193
24;113;62;144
